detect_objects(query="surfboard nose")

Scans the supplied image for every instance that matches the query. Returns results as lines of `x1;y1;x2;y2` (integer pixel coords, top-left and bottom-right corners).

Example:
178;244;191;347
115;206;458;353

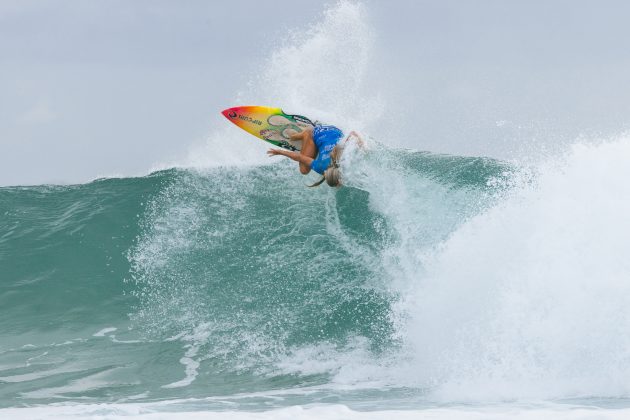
221;108;237;120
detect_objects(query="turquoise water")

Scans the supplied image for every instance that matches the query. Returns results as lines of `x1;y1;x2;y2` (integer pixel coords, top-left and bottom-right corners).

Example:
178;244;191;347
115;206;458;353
0;150;507;409
4;138;630;420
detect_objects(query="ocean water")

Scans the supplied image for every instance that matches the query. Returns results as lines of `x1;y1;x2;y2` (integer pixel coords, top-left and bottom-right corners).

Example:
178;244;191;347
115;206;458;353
3;2;630;419
4;137;630;419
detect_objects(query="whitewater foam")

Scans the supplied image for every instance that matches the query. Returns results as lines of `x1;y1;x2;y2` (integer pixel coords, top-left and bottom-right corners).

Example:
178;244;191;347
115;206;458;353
2;402;629;420
393;136;630;401
93;327;117;337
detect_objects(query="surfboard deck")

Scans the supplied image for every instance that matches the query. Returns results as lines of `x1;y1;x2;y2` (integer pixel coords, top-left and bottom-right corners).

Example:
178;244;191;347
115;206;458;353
221;106;314;151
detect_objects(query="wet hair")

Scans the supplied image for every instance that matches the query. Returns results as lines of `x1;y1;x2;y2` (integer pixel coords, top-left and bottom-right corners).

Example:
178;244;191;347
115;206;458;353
308;145;344;188
330;144;343;164
324;166;341;187
308;175;326;188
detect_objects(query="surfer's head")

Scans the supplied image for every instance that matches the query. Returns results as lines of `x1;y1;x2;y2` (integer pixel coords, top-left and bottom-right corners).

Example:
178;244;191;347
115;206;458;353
307;167;341;188
324;166;341;187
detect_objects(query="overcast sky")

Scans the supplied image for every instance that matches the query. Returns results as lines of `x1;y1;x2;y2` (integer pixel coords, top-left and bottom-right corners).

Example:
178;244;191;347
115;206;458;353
2;0;630;186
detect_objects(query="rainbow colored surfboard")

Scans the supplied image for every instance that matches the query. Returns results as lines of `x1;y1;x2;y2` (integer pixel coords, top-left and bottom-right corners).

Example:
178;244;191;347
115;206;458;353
221;106;314;151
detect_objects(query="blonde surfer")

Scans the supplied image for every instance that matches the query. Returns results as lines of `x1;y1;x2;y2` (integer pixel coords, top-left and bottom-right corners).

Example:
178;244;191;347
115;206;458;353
267;125;361;187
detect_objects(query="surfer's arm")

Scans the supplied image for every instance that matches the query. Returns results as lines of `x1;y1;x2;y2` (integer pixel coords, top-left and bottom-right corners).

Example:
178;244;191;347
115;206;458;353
345;131;365;148
267;148;314;167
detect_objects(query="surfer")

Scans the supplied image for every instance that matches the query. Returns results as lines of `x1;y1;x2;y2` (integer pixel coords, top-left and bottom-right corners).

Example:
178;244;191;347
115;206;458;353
267;125;359;187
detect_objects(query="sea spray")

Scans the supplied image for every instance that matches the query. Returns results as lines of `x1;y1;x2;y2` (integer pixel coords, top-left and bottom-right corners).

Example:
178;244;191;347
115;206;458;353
396;136;630;400
187;1;382;169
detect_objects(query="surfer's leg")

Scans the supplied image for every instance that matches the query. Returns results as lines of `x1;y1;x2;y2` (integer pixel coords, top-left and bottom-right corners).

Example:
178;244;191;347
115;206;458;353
295;129;316;175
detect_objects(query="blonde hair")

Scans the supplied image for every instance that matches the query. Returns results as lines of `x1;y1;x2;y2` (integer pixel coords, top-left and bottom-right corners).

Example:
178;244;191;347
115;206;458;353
324;166;341;187
308;145;344;188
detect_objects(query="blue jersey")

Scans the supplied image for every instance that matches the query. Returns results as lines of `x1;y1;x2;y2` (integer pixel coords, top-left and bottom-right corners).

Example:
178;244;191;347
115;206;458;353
310;125;344;174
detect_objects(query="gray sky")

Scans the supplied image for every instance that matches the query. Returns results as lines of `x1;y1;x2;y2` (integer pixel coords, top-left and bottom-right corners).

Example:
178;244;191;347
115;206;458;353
2;0;630;186
0;0;327;185
369;0;630;157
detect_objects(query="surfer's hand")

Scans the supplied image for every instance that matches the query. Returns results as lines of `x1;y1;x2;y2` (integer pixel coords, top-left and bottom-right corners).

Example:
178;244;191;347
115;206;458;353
346;131;365;148
267;148;285;157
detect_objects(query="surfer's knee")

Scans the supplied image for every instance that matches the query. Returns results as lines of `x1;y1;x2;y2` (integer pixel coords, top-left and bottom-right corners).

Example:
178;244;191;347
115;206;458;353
299;165;311;175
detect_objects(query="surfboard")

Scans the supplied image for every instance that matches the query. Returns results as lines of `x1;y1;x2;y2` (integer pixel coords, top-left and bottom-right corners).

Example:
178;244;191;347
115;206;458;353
221;106;314;151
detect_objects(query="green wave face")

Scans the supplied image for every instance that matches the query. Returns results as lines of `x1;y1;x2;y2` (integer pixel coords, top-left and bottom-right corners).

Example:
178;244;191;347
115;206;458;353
0;152;508;407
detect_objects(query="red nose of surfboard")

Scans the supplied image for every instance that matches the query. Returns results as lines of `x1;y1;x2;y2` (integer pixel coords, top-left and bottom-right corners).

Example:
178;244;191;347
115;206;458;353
221;108;235;119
